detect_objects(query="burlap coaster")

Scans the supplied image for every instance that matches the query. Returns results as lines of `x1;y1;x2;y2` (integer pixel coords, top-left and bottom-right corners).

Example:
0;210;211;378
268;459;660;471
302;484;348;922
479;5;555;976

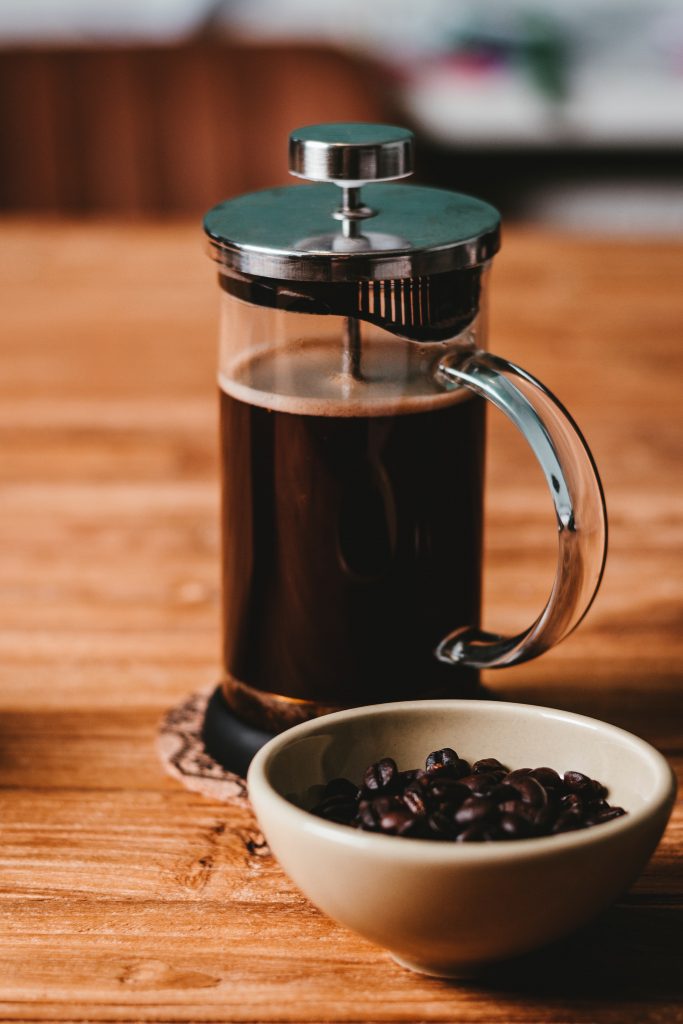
157;686;248;804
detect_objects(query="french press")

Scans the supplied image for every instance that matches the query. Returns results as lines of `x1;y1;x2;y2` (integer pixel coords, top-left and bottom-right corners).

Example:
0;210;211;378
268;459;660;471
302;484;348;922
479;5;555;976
201;123;607;773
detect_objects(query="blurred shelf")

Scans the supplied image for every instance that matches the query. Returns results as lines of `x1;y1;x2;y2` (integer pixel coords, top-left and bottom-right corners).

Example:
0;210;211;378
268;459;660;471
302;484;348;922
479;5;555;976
400;69;683;150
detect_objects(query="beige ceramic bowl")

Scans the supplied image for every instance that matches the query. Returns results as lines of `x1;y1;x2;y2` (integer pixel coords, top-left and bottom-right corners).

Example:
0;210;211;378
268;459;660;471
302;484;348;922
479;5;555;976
247;700;676;976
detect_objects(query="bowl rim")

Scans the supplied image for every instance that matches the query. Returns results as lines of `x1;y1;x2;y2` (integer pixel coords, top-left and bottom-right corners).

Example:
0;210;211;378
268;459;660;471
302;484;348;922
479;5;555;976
247;699;677;863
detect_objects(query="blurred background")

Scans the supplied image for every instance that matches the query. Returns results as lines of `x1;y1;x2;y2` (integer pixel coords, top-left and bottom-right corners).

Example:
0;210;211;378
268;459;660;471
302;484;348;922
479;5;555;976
1;0;681;231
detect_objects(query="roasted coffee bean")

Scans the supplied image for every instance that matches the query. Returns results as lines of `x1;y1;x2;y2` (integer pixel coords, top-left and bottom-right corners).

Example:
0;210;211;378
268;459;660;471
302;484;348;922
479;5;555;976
425;757;470;781
457;772;502;797
499;799;541;824
473;758;507;774
488;783;522;805
563;770;591;789
402;781;429;817
480;770;507;786
552;809;585;833
584;780;609;803
454;796;498;826
312;795;357;824
325;802;358;824
588;799;613;817
593;806;626;823
563;771;606;802
450;758;473;779
456;823;499;842
363;758;398;792
379;807;420;836
529;767;563;790
313;793;350;811
428;778;470;805
423;759;471;782
356;796;399;830
425;747;459;772
500;812;536;839
510;776;548;808
322;777;359;801
356;799;382;830
456;773;479;792
427;809;459;840
312;749;626;841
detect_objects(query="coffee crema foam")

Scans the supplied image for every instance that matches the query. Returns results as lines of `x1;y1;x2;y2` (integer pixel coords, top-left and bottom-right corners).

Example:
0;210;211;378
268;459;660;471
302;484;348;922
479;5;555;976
218;337;470;418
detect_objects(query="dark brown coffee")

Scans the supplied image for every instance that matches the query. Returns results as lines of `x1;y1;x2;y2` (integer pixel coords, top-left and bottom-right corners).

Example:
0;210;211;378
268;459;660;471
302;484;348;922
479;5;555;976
219;336;485;731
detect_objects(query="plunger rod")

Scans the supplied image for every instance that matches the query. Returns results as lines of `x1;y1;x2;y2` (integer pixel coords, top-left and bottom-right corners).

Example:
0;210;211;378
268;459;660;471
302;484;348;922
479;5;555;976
340;186;361;239
339;187;364;380
342;316;362;380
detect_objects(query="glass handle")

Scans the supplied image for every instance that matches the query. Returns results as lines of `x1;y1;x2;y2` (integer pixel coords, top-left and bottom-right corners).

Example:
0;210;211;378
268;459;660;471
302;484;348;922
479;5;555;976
436;348;607;669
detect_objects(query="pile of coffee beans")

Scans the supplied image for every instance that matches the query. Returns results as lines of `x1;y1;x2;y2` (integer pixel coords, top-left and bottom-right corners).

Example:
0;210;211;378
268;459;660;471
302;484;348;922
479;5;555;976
311;747;626;842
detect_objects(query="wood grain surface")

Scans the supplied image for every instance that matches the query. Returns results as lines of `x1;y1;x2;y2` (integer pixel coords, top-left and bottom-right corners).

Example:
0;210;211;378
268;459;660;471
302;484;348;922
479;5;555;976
0;221;681;1023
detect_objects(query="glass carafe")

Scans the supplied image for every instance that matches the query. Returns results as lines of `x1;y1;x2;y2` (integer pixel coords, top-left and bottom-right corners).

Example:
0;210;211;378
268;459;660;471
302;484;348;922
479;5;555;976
204;124;607;735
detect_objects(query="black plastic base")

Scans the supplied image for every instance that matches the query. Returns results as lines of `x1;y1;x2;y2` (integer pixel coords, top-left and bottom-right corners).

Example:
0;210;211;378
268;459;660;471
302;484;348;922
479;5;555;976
200;678;499;778
200;686;275;778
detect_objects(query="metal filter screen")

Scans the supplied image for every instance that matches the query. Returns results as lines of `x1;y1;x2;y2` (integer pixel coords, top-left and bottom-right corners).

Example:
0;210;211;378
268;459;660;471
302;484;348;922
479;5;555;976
219;266;483;344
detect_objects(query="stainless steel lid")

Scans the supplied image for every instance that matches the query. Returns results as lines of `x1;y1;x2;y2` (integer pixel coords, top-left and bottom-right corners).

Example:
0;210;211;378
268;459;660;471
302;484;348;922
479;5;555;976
203;123;501;283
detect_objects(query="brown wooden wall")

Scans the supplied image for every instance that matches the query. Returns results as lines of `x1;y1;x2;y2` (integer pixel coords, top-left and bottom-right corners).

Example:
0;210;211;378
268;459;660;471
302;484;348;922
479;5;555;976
0;45;391;214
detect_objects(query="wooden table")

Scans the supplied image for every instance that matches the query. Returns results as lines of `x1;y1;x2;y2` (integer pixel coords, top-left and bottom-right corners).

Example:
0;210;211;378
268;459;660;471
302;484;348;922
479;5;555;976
1;221;681;1022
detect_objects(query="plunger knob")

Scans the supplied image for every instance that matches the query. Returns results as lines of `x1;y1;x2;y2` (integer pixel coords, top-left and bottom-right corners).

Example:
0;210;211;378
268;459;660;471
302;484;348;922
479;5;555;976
288;122;414;238
288;122;414;187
